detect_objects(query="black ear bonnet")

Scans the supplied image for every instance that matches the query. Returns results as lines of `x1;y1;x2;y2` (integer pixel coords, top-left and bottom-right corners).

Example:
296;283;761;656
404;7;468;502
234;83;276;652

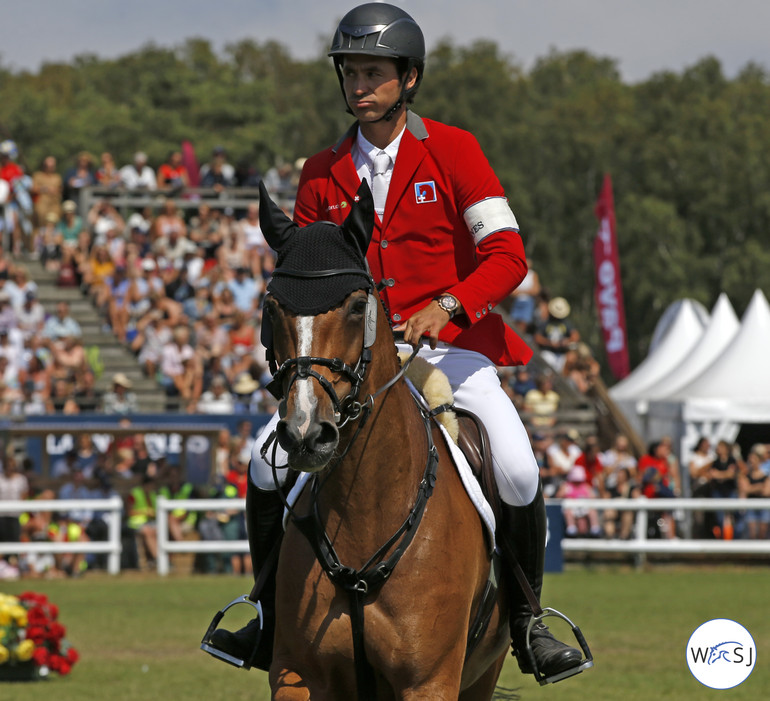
259;181;375;316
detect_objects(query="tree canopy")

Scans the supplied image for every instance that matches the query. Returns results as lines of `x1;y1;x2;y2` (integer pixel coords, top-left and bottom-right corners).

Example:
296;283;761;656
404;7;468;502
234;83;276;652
2;39;769;373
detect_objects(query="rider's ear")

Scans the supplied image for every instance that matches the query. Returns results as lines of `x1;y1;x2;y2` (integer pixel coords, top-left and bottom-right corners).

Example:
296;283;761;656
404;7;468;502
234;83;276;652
342;180;375;259
259;181;297;250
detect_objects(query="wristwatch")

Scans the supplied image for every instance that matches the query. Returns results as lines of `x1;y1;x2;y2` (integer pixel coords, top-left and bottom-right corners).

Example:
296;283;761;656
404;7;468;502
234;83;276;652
434;294;459;319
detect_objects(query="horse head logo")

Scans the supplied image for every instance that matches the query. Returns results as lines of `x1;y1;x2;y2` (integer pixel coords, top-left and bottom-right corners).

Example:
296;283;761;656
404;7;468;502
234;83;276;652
708;642;741;665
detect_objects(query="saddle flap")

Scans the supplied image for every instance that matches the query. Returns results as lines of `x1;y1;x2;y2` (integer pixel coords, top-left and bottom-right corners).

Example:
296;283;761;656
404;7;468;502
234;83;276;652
455;408;503;528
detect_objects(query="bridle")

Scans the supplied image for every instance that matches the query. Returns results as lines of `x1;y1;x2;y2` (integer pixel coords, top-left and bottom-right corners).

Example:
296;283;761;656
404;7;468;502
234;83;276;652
262;265;419;429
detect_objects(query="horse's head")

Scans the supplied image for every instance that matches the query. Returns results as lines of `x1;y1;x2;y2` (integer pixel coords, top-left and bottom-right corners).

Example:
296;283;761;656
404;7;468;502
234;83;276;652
259;181;377;472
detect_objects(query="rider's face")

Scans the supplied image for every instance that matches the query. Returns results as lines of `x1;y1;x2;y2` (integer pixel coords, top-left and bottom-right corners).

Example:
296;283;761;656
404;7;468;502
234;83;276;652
342;55;414;122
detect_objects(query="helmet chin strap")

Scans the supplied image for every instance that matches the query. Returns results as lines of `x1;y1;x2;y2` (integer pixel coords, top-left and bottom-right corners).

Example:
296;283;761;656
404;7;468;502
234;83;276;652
372;97;403;123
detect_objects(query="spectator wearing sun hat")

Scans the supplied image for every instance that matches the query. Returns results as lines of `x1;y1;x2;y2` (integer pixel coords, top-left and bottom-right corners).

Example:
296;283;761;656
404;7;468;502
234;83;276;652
102;372;138;415
232;372;262;413
533;295;581;373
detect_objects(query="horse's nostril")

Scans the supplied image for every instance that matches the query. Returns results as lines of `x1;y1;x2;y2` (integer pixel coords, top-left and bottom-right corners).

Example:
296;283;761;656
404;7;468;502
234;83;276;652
275;420;298;452
315;421;339;449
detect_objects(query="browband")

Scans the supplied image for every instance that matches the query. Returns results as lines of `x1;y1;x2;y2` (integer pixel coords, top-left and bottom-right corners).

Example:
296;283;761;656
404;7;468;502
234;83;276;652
271;267;372;281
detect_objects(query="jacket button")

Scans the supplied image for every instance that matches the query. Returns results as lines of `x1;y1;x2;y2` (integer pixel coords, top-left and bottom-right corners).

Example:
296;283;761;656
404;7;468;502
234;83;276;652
381;240;388;248
476;311;481;319
386;278;395;287
393;313;402;322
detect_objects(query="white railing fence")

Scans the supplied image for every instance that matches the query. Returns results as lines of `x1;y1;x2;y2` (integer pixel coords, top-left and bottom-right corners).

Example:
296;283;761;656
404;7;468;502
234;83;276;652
558;497;770;567
156;497;248;576
0;497;124;574
3;497;770;575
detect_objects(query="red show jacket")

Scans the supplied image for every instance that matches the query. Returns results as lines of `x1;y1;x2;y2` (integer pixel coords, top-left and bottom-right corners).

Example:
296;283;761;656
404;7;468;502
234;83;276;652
294;112;532;367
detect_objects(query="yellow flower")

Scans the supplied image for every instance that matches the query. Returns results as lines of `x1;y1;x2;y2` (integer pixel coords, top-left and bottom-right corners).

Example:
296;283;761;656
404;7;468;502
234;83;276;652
0;595;19;606
0;644;9;665
14;639;35;662
9;605;27;628
0;608;10;626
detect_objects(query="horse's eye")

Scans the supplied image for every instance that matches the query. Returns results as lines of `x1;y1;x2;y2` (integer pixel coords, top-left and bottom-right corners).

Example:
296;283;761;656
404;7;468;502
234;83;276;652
350;297;367;317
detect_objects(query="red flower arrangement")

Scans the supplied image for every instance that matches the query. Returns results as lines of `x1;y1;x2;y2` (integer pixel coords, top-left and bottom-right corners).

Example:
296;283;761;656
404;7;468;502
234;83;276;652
0;591;79;681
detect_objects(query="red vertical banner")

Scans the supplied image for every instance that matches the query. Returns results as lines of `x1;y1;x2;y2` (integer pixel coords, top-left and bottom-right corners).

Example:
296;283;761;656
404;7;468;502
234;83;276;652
181;140;200;188
593;174;630;379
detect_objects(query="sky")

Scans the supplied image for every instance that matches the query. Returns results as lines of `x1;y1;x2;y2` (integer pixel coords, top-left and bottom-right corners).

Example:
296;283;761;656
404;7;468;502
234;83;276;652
3;0;770;83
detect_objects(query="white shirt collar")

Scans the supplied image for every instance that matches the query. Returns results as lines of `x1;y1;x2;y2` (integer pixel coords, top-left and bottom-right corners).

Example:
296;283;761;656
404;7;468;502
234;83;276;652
355;125;406;173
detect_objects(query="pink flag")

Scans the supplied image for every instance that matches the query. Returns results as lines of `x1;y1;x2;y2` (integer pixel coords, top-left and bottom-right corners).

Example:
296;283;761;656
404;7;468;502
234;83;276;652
593;174;630;379
181;140;200;188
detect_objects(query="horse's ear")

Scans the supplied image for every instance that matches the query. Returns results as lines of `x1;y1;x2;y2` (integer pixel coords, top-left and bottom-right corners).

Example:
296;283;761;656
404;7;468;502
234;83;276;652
259;180;297;251
342;180;375;259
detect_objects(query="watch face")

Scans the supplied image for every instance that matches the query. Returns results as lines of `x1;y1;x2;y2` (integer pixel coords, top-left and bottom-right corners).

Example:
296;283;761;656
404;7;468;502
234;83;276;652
439;295;457;313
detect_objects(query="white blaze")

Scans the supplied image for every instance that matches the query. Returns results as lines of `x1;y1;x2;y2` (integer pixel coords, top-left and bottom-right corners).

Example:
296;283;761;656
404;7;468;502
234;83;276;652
295;316;316;436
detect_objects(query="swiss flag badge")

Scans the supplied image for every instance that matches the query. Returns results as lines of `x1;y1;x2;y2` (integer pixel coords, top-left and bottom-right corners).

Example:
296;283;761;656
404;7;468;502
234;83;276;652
414;181;437;204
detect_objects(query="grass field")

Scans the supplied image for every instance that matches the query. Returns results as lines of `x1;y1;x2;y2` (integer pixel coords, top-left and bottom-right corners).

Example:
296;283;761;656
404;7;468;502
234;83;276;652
1;566;768;699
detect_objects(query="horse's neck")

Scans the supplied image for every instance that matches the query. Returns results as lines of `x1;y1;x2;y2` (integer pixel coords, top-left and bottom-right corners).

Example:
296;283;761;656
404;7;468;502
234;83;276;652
322;343;428;532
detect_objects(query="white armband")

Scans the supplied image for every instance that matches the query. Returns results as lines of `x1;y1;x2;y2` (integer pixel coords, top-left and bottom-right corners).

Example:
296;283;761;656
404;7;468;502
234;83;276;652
463;197;519;246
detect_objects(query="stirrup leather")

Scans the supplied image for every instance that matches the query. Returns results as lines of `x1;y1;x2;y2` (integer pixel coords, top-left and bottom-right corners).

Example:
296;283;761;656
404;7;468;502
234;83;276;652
200;594;262;670
524;607;593;686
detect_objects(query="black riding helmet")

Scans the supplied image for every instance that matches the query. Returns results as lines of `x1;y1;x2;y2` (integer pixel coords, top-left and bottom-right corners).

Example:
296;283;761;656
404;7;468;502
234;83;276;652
329;2;425;121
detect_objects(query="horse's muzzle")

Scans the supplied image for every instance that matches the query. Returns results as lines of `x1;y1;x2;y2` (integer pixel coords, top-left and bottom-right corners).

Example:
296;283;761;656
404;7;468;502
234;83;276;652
276;416;339;472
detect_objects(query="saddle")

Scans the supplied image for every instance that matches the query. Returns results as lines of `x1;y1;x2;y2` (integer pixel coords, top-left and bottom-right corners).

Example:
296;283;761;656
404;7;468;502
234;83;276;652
455;408;503;529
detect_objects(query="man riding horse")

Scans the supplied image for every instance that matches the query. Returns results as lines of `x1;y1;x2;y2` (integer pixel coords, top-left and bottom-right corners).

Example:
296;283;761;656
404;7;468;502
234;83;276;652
205;2;588;684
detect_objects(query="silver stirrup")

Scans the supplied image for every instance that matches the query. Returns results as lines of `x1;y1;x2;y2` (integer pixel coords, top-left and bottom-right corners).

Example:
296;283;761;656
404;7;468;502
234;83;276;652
200;595;263;669
525;607;594;685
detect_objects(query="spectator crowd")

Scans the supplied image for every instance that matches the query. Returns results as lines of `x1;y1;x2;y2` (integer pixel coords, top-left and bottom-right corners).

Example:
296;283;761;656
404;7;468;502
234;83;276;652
2;141;769;582
0;420;261;580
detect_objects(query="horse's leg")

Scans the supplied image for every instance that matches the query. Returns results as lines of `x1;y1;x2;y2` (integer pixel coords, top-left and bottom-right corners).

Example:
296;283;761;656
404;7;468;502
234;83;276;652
458;652;508;701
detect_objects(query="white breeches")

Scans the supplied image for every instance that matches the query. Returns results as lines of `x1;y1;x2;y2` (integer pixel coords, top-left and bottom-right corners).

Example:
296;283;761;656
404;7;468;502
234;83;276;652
250;342;539;507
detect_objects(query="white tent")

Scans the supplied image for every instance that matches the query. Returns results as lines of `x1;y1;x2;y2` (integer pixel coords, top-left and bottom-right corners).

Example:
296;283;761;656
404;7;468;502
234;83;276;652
632;289;770;466
671;289;770;402
609;299;708;402
640;293;740;400
648;298;710;355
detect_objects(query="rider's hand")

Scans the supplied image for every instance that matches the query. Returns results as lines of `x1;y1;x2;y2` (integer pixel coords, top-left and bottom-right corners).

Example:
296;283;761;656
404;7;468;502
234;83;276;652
393;299;457;350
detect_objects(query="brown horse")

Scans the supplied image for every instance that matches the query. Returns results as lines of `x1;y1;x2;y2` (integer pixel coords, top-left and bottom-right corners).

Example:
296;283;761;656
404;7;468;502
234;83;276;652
259;182;510;700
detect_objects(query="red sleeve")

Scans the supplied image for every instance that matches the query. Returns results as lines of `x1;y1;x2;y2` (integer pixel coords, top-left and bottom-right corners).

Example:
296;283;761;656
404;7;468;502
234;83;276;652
447;230;527;328
443;129;527;325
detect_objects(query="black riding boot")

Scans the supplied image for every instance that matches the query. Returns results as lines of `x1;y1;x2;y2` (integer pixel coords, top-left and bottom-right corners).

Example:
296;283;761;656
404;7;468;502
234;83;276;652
207;480;284;671
500;485;584;680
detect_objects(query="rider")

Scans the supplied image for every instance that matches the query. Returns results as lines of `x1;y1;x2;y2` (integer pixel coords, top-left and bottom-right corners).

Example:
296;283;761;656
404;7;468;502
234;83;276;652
206;2;587;682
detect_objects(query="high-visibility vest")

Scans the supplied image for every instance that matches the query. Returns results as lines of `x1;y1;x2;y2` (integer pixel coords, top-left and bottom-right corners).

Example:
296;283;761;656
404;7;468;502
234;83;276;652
160;483;195;526
128;487;157;530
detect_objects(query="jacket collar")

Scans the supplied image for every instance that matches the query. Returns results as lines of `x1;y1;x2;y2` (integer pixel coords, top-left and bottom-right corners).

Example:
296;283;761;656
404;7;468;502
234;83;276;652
330;112;429;230
332;111;428;154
